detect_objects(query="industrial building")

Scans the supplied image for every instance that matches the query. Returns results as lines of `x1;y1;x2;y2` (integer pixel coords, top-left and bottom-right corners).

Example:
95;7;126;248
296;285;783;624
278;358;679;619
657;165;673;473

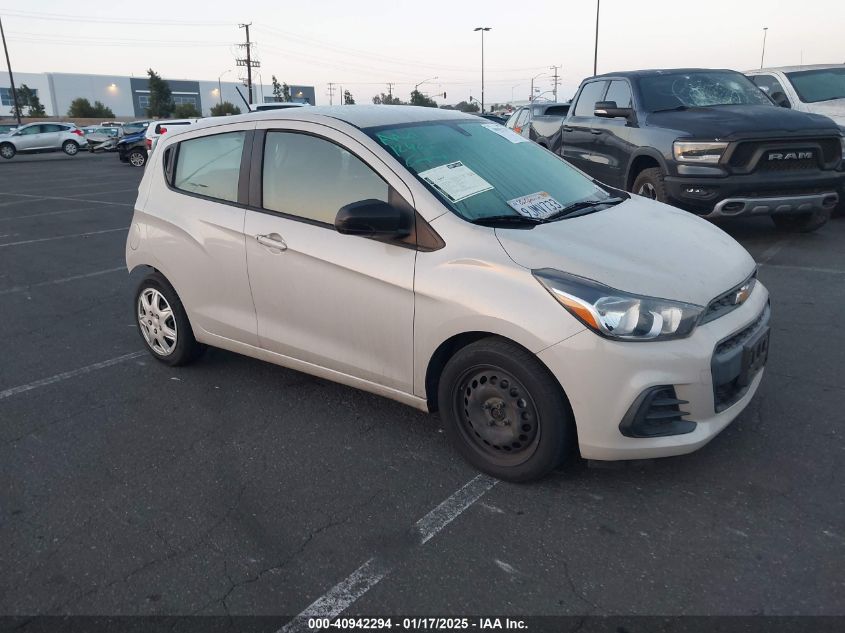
0;72;316;118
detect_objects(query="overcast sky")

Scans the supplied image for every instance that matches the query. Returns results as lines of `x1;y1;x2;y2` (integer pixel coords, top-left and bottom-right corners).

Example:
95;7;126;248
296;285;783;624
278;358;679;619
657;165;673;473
2;0;843;106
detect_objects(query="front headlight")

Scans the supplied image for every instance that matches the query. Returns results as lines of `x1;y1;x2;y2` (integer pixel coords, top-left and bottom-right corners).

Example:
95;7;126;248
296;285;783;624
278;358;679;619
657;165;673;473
673;140;729;164
533;269;704;341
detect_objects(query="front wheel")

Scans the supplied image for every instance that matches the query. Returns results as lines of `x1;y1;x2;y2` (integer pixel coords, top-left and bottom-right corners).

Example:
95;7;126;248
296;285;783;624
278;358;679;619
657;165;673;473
771;210;830;233
631;167;669;203
0;143;15;159
135;273;205;366
438;337;574;482
128;149;146;167
62;140;79;156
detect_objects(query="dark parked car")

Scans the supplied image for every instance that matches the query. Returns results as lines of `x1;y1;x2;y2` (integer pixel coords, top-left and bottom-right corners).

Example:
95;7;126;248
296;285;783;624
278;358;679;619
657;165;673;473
116;127;149;167
552;69;845;232
477;113;509;125
506;102;570;148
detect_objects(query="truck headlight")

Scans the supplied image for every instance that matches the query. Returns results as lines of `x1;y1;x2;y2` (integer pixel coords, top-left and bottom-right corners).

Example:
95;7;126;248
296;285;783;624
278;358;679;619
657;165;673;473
673;141;729;164
533;269;703;341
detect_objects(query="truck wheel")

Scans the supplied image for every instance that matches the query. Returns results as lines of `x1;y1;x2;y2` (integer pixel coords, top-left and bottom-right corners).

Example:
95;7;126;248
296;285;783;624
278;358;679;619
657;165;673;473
771;210;830;233
632;167;668;203
437;337;574;482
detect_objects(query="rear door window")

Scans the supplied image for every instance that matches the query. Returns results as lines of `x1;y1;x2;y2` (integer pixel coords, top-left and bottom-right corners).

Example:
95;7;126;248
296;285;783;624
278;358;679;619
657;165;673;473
174;131;246;203
573;81;608;117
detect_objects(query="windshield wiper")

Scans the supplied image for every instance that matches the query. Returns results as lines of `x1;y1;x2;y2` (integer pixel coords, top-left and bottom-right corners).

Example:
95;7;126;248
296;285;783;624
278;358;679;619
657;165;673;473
545;197;625;221
652;105;690;113
470;214;547;227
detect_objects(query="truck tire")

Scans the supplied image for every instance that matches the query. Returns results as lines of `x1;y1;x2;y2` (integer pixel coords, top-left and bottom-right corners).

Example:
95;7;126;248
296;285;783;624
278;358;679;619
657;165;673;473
632;167;668;203
771;210;830;233
437;336;574;482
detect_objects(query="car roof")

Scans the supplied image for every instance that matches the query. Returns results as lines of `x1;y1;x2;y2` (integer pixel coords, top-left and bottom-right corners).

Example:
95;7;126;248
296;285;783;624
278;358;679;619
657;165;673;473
746;64;845;74
189;105;479;133
590;68;741;80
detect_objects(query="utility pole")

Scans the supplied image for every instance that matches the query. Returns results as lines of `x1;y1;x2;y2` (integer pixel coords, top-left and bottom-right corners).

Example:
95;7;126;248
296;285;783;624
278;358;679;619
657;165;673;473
386;82;395;101
549;65;561;102
327;82;336;105
237;23;260;104
0;16;21;125
593;0;600;76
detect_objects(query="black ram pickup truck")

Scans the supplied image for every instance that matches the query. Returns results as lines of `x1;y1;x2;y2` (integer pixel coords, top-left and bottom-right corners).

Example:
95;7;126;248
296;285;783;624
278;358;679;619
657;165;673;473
506;102;570;149
552;69;845;232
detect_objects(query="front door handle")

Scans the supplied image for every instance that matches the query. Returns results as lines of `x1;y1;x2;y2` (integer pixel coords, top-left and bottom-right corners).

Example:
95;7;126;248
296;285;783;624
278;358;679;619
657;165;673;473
562;126;573;132
589;128;602;135
256;233;287;251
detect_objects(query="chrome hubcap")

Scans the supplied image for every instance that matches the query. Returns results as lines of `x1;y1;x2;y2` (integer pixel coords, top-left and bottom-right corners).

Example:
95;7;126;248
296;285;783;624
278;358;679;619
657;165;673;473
1;146;12;158
138;288;177;355
637;182;657;199
65;143;77;155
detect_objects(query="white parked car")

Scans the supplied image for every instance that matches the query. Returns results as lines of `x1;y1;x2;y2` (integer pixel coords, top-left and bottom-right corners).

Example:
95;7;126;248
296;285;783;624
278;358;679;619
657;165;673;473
0;122;88;159
746;64;845;130
127;106;768;481
144;118;199;155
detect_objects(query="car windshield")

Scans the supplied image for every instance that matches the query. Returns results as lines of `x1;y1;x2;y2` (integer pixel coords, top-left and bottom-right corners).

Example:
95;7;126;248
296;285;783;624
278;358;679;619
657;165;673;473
785;67;845;103
368;119;613;222
639;71;773;111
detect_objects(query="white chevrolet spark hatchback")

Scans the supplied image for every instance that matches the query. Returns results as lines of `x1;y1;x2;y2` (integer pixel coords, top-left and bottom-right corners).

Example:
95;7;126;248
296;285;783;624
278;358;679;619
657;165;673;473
127;106;769;481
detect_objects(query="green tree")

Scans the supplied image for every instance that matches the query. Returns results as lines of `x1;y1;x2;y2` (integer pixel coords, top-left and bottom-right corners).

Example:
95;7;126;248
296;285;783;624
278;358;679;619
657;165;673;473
410;89;437;107
271;76;292;103
282;82;291;102
91;100;115;118
343;90;355;105
173;103;201;118
210;101;242;116
146;69;173;118
453;100;480;113
68;97;95;117
18;85;46;117
372;92;405;105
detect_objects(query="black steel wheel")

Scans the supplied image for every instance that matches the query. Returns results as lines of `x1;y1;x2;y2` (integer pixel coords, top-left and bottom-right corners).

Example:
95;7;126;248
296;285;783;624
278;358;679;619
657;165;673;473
438;337;574;482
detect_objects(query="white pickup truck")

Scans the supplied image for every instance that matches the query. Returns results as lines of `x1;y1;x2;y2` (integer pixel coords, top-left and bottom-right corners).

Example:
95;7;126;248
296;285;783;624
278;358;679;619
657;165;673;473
746;64;845;131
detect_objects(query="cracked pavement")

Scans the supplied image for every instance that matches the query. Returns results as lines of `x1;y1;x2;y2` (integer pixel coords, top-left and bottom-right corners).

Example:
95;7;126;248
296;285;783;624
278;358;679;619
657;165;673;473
0;153;843;617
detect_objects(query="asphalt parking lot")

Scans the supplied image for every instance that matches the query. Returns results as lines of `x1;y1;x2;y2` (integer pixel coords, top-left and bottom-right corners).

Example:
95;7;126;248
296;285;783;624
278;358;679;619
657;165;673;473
1;152;843;622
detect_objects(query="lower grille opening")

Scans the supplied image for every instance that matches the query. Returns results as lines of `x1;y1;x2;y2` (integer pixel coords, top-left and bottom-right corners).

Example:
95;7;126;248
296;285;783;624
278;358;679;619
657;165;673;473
619;386;697;438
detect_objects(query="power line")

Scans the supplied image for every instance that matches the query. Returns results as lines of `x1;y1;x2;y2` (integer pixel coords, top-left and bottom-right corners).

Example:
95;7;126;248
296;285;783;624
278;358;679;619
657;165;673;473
237;23;259;104
0;8;230;26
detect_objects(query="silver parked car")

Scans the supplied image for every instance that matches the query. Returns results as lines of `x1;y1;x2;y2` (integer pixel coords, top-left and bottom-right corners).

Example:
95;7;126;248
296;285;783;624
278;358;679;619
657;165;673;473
0;122;88;159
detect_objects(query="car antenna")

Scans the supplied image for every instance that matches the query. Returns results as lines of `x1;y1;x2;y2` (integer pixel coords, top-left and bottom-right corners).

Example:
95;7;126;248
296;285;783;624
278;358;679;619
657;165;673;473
234;85;253;112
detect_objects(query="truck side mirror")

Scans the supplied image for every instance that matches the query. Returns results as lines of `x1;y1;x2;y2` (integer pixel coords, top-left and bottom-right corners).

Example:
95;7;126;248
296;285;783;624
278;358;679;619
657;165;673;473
594;101;632;118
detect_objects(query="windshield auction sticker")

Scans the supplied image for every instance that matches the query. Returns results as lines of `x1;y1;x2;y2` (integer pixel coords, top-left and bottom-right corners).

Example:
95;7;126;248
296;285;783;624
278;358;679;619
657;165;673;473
507;191;566;219
418;161;494;203
481;122;530;143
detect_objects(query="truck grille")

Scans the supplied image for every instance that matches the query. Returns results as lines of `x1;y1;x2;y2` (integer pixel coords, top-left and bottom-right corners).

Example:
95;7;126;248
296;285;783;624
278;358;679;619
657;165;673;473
727;138;841;172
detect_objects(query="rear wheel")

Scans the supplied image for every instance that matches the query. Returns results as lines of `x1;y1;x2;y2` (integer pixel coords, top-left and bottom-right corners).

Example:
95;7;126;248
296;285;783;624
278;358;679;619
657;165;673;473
0;143;15;159
62;140;79;156
771;210;830;233
632;167;668;203
128;149;147;167
135;273;205;366
438;337;574;482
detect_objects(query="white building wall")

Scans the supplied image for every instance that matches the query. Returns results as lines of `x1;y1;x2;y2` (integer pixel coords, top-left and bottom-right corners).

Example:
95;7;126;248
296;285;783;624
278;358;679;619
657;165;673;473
50;73;135;118
0;72;53;116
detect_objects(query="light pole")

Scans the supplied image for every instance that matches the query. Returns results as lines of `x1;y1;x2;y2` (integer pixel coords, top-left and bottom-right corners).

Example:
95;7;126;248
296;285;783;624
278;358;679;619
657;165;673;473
760;27;769;69
0;16;21;125
530;72;549;102
474;27;491;113
217;69;232;106
415;76;438;92
593;0;601;76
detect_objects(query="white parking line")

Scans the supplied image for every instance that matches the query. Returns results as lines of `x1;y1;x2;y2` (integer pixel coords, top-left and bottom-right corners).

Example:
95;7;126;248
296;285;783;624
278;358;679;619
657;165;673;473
0;206;125;222
0;351;146;401
0;227;127;248
280;474;498;632
0;192;132;207
0;266;125;296
759;263;845;275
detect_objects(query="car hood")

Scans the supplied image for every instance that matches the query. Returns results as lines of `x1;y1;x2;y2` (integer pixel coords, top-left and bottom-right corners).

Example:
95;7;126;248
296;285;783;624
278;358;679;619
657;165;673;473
494;196;756;306
646;104;840;139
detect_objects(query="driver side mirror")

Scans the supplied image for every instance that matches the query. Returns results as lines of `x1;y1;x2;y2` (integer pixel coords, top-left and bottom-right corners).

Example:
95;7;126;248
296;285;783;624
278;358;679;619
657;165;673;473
335;199;412;238
770;91;791;108
594;100;632;119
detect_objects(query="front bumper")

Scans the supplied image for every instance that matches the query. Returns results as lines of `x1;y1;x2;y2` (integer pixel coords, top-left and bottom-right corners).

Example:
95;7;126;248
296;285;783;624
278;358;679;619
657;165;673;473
537;281;770;461
663;169;845;216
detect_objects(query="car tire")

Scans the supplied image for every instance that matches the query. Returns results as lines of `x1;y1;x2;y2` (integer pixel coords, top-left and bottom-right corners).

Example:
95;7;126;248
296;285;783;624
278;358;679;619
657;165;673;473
62;140;79;156
771;210;830;233
135;272;206;367
128;149;147;167
437;337;574;482
0;142;15;159
632;167;669;203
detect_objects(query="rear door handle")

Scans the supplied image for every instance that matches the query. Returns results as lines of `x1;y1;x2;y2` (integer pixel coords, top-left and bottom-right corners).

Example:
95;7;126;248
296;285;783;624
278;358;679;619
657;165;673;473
562;126;573;132
256;233;287;251
589;129;602;135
